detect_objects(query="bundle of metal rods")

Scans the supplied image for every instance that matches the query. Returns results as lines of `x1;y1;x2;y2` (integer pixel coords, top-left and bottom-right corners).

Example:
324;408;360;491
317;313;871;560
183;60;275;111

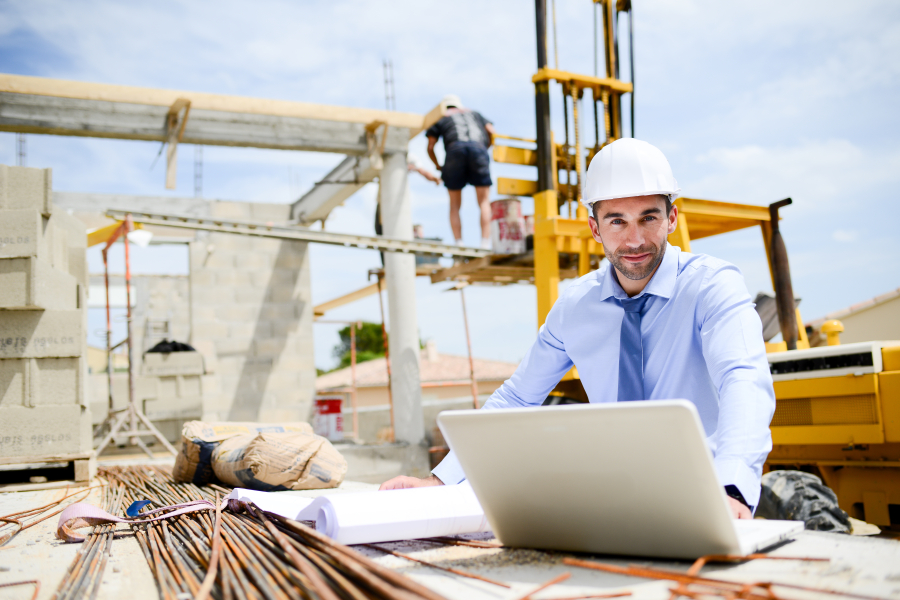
55;465;450;600
55;480;125;600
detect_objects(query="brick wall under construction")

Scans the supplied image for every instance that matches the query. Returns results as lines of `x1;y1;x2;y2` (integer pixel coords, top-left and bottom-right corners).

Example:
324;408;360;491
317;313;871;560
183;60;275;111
188;201;315;424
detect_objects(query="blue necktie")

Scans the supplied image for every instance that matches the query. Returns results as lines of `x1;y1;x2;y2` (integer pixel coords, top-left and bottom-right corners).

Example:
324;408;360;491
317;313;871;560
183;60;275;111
618;295;649;402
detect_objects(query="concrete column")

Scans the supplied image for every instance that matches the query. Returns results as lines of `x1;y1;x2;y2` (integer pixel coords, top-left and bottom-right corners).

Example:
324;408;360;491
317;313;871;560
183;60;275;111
378;152;425;447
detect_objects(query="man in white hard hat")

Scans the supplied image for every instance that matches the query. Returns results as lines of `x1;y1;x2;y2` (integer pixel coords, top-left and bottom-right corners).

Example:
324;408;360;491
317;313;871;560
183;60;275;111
382;139;775;519
426;94;497;249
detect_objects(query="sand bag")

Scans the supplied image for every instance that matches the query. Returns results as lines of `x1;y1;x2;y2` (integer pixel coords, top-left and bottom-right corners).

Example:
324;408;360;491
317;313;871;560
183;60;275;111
173;421;314;485
211;431;347;491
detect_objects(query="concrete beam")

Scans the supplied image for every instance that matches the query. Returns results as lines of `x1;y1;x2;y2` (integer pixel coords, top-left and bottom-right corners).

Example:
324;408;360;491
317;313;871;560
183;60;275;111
0;73;427;130
290;155;378;224
1;92;412;155
379;152;424;447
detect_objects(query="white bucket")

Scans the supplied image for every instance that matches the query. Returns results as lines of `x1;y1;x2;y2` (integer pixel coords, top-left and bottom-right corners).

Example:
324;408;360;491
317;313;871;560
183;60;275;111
490;198;527;254
312;397;344;442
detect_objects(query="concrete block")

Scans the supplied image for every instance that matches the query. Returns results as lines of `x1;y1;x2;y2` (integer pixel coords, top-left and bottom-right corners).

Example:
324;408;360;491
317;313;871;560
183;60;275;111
0;257;79;310
190;321;230;340
273;250;307;269
191;286;234;306
234;253;271;270
141;351;204;376
67;247;88;287
0;356;84;407
212;338;251;356
50;210;87;249
228;322;259;340
0;310;83;358
0;405;92;458
50;211;88;286
0;209;67;268
0;165;53;216
143;397;202;421
214;305;259;322
234;287;267;304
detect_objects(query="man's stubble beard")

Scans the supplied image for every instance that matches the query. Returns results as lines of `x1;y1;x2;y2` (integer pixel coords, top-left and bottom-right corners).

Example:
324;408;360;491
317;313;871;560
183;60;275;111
606;239;667;281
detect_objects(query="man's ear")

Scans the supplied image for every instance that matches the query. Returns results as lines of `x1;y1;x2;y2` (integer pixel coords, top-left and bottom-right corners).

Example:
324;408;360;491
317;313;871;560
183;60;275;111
588;215;604;244
666;203;679;235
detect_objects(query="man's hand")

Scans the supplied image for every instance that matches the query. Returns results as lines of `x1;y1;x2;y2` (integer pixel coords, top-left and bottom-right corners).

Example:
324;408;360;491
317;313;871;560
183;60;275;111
727;497;752;519
379;474;444;491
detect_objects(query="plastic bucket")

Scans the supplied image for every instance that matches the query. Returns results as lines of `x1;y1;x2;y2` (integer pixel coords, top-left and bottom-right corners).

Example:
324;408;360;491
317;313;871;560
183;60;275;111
490;198;527;254
312;397;344;442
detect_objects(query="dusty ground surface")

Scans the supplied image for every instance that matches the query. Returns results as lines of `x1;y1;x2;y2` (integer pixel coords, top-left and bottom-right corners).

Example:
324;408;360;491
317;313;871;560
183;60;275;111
1;462;899;600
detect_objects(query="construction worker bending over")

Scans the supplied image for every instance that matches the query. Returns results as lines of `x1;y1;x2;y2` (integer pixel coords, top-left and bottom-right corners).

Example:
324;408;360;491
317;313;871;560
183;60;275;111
426;94;496;249
381;139;776;520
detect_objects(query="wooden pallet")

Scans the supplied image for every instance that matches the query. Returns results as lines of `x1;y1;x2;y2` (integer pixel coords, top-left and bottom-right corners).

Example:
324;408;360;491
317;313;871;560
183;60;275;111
0;452;96;492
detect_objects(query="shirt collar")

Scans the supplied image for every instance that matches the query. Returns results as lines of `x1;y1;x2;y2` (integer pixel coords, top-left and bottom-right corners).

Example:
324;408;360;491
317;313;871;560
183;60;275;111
598;243;679;301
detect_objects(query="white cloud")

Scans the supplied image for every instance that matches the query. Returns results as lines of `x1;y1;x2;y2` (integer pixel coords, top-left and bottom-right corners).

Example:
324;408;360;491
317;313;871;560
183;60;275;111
832;229;858;243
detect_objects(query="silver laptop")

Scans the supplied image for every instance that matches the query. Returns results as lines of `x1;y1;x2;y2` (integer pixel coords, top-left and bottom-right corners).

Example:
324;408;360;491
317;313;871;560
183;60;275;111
437;400;803;559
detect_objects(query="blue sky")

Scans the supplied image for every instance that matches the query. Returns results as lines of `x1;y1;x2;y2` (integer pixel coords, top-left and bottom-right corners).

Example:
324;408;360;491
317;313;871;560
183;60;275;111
1;0;898;369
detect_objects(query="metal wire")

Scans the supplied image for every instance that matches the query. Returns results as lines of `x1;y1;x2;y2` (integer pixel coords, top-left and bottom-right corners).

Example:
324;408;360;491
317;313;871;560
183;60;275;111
54;466;452;600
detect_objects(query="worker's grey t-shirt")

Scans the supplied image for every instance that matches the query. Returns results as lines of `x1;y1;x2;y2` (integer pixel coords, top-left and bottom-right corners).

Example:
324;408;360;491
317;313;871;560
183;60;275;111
426;109;492;151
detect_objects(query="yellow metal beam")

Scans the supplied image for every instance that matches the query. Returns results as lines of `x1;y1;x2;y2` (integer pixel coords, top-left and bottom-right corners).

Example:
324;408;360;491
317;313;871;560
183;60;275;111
313;282;381;318
679;197;771;222
497;177;577;199
493;145;538;166
668;199;692;252
532;68;633;95
534;190;560;327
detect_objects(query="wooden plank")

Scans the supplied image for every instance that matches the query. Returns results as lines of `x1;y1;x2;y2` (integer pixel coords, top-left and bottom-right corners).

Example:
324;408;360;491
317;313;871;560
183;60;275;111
0;73;427;129
0;452;92;466
429;257;492;283
314;283;381;317
0;479;89;493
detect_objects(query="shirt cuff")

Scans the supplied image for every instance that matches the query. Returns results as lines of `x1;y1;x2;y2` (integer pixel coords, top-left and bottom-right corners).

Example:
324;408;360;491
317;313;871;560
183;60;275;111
714;457;761;511
431;450;467;485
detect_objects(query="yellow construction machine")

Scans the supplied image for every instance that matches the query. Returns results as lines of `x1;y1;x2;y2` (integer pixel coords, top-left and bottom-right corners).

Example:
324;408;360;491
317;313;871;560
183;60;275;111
437;0;900;527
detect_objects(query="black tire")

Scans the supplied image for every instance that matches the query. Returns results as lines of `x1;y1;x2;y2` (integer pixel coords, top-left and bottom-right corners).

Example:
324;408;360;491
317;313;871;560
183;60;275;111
756;470;851;532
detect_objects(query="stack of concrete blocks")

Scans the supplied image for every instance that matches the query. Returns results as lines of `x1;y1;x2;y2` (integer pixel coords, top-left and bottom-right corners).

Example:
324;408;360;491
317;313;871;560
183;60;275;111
139;350;205;441
189;201;315;423
0;165;93;480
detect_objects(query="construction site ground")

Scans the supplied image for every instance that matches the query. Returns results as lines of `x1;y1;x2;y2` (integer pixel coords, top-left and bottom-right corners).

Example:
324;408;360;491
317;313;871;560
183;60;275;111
2;457;900;600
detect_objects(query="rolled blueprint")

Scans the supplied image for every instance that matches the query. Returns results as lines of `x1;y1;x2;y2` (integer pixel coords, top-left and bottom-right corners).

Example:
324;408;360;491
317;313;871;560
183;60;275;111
226;483;491;545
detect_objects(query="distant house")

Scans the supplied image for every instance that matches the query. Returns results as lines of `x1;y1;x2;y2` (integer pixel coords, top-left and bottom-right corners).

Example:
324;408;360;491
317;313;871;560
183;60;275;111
806;286;900;346
315;340;518;408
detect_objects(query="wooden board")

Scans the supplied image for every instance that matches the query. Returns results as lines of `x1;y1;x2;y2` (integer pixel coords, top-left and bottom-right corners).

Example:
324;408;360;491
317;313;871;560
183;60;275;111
0;452;96;492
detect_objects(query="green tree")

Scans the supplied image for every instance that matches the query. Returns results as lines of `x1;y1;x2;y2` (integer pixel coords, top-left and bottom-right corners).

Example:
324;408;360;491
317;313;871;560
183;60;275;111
332;322;386;370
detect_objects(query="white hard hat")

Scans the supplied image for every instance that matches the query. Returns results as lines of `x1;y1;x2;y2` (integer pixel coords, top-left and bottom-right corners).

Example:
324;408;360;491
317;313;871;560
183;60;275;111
582;138;680;210
441;94;463;108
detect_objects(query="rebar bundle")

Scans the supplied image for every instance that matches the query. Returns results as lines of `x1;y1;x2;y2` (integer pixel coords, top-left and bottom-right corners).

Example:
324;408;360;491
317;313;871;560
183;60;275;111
54;466;449;600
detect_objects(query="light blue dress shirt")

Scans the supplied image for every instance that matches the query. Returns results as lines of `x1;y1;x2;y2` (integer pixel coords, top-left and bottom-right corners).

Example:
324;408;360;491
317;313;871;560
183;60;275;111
432;244;776;508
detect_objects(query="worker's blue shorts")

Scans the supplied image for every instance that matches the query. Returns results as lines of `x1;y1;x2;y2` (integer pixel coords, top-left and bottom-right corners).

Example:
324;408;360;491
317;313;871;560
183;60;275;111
442;142;492;190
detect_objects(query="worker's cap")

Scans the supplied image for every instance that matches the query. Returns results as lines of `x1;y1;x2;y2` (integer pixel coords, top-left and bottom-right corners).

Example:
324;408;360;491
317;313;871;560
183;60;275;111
582;138;680;211
441;94;464;109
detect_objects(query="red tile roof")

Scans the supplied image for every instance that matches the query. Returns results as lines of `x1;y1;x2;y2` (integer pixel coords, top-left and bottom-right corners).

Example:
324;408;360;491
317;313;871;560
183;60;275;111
316;345;518;390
